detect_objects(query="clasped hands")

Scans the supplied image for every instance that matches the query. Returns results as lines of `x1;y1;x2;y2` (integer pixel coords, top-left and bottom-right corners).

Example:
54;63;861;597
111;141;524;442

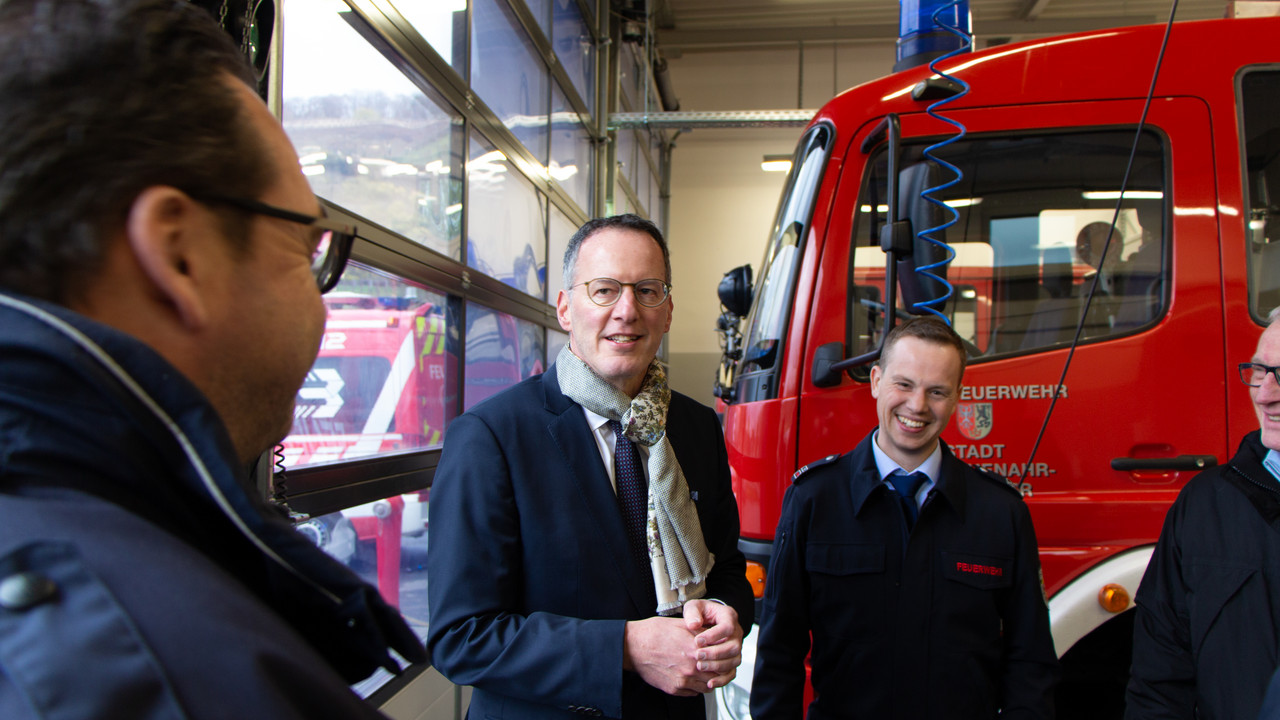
623;599;744;697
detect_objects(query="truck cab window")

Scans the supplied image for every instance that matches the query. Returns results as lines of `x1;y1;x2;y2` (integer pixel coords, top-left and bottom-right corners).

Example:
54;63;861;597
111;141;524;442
1242;69;1280;321
849;129;1167;361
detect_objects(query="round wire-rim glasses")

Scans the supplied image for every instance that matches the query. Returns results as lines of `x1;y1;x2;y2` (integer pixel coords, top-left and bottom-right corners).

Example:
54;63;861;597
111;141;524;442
572;277;671;308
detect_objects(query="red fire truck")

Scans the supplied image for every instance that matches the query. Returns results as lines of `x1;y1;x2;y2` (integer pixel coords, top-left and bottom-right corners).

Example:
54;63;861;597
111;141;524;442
288;291;538;606
287;291;450;466
713;16;1280;717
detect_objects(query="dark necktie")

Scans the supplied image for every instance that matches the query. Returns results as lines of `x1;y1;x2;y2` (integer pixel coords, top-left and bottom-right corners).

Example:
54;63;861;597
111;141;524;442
890;471;928;529
609;420;651;571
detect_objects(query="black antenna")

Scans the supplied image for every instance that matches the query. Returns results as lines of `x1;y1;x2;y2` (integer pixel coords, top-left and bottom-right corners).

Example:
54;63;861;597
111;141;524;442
1023;0;1181;478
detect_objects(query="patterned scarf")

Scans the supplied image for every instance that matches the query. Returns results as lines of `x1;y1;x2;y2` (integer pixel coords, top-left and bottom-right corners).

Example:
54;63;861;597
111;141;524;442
556;344;713;615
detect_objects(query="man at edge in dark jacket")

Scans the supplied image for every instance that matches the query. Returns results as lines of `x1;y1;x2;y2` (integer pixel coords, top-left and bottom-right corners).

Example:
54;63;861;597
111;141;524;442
1127;307;1280;720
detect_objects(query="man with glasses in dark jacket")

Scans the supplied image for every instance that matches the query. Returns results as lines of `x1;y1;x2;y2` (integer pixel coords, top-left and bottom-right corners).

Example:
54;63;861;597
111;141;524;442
0;1;421;717
427;215;753;719
1127;308;1280;720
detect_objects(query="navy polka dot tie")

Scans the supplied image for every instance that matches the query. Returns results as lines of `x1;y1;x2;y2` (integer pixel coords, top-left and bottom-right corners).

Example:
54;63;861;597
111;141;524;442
891;471;928;529
610;420;651;572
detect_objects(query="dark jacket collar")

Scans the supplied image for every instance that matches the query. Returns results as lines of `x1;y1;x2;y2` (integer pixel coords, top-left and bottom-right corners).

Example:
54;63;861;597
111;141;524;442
1232;430;1271;474
0;291;424;680
1225;430;1280;531
848;431;969;521
541;360;577;415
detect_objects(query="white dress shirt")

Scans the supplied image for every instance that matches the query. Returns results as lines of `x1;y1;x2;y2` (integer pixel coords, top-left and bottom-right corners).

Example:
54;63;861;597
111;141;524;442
581;406;651;494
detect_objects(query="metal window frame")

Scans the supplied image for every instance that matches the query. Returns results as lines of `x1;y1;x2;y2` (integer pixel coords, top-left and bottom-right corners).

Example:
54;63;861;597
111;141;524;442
272;0;672;516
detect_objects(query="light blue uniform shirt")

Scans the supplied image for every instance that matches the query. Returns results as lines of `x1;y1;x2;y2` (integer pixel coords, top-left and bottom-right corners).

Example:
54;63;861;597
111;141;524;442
1263;448;1280;484
870;429;943;511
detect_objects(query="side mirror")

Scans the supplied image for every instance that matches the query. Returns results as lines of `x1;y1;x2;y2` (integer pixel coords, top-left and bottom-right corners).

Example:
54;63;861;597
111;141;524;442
717;264;754;317
811;342;846;388
894;162;951;314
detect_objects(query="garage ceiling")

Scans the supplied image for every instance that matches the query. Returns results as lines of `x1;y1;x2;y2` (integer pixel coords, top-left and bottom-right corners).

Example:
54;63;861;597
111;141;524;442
652;0;1229;53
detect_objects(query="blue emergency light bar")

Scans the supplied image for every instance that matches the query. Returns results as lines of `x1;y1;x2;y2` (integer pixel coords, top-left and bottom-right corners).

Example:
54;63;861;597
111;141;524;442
895;0;972;71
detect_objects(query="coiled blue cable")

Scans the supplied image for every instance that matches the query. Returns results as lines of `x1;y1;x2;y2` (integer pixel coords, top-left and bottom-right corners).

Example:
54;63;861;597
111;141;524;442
911;4;972;324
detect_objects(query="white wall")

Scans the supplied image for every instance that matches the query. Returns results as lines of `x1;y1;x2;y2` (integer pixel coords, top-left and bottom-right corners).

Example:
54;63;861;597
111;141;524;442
666;128;791;404
662;42;896;404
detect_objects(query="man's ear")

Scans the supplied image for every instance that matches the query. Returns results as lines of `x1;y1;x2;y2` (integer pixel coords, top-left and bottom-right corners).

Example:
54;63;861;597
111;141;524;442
125;186;213;331
555;288;572;333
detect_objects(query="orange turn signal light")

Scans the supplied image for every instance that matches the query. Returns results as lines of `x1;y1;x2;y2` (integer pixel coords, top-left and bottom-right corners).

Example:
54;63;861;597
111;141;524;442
746;560;767;599
1098;583;1131;614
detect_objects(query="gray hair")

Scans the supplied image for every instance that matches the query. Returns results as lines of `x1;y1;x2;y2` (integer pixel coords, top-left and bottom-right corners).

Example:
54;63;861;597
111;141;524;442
562;214;671;290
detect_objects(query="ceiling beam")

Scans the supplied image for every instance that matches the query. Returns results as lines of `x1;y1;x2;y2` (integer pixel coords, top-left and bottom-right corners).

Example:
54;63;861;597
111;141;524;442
1019;0;1055;20
610;109;817;129
657;15;1158;50
652;0;677;29
660;23;898;47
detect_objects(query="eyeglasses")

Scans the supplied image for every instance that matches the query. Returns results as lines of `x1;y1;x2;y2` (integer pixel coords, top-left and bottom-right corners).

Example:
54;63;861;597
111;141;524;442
1239;362;1280;387
189;193;356;293
572;277;671;308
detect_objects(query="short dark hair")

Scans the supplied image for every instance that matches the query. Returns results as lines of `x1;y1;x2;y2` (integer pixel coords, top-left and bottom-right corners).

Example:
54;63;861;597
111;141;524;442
0;0;269;304
562;214;672;289
1075;221;1119;269
878;316;968;382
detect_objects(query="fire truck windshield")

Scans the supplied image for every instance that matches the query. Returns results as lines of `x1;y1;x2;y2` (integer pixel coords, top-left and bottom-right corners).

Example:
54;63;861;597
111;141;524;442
735;124;833;402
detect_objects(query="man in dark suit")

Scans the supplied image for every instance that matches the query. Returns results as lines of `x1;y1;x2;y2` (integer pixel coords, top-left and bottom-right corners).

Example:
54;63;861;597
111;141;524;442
427;214;753;719
751;317;1058;719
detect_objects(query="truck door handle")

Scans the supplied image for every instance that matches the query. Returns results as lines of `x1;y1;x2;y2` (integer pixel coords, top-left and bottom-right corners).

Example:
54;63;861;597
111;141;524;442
1110;455;1218;471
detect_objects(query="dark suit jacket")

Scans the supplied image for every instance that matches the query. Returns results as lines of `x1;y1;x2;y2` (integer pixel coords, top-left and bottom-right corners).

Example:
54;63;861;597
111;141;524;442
427;366;753;720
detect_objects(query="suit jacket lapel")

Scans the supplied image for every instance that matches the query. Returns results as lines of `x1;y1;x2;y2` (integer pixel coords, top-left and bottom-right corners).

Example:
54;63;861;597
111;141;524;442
541;367;655;615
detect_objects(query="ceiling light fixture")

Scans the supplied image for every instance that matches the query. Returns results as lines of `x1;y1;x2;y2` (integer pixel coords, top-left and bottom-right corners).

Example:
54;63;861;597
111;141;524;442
761;154;792;173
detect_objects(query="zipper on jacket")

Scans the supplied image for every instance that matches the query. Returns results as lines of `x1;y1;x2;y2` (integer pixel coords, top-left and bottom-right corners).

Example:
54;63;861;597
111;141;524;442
1231;464;1280;498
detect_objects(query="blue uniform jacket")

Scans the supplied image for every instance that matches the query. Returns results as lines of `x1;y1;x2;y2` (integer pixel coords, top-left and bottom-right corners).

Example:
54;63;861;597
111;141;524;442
426;367;754;720
0;292;425;719
751;432;1058;719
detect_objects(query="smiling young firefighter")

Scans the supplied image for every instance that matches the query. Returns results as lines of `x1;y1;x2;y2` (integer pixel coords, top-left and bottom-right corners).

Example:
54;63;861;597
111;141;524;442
751;317;1058;719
